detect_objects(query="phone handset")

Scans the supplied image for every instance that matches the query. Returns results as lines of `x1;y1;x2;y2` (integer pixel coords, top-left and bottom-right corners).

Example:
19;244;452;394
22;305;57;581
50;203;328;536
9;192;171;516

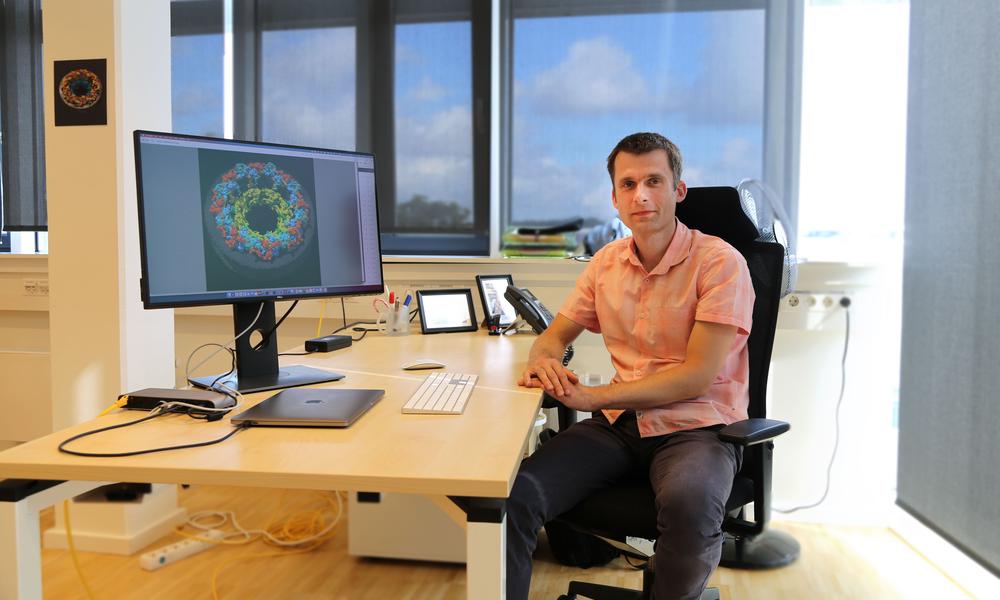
504;286;554;334
504;286;573;365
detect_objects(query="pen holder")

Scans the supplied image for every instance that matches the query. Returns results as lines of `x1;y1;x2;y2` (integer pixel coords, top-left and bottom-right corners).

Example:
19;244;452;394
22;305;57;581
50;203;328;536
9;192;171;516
377;308;410;336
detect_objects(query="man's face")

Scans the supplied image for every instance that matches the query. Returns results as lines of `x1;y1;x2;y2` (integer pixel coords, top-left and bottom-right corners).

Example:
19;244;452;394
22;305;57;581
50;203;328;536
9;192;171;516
611;149;687;236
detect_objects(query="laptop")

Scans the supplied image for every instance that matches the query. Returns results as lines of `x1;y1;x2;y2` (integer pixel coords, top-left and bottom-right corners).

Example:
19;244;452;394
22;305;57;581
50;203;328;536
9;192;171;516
230;388;384;428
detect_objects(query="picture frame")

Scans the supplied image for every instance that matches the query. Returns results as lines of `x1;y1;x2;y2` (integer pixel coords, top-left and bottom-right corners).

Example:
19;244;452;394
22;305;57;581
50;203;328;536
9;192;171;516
416;288;478;334
474;274;517;327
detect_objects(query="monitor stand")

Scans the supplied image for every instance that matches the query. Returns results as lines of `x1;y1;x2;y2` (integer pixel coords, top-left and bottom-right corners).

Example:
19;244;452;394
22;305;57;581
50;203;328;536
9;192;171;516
189;301;344;395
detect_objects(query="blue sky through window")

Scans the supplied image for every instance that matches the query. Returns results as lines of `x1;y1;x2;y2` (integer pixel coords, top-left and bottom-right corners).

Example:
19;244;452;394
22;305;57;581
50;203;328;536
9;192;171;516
394;21;473;228
512;9;766;224
171;33;224;137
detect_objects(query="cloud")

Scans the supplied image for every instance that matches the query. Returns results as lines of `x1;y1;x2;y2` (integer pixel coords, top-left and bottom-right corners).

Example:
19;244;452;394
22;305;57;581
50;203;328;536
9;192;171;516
259;30;356;149
511;154;616;224
517;12;764;126
684;136;761;187
520;37;669;115
396;105;473;207
405;76;446;103
681;11;766;125
172;84;220;116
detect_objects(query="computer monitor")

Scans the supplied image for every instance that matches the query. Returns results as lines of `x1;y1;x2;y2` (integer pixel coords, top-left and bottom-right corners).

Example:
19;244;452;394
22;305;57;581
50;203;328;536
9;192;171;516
133;130;384;393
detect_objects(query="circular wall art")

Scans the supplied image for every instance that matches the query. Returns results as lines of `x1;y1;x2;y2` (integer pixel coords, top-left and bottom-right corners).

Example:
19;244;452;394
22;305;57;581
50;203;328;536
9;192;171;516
58;68;103;110
206;162;314;269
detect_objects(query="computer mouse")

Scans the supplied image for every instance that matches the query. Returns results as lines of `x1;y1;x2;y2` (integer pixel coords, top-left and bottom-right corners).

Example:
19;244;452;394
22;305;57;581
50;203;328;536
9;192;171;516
401;358;446;370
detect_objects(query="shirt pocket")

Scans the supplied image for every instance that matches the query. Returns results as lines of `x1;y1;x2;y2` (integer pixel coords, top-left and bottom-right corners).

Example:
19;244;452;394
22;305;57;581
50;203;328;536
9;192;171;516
644;304;696;358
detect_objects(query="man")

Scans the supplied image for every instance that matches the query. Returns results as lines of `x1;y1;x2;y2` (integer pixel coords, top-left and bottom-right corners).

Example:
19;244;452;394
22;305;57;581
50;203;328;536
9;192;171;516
507;132;754;600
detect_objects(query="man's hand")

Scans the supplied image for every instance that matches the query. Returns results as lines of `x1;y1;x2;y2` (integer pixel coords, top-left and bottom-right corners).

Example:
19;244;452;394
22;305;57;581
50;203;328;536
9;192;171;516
518;357;579;397
546;381;605;412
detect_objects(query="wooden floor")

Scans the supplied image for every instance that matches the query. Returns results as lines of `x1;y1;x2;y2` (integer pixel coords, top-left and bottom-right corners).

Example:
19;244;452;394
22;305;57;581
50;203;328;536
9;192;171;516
38;486;971;600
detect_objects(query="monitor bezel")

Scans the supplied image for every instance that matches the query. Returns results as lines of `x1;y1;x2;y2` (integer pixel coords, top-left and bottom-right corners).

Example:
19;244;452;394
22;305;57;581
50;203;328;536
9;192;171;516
133;129;385;310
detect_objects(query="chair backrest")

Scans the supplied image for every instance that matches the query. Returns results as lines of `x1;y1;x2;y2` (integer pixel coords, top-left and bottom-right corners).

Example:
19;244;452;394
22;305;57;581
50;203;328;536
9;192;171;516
676;186;785;420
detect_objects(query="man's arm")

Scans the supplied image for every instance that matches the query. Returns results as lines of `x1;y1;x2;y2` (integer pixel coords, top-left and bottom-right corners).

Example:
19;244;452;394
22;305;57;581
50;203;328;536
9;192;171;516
552;320;739;412
517;314;585;396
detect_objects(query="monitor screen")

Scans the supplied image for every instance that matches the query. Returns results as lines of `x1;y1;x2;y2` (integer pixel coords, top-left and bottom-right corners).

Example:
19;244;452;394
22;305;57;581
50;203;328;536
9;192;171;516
134;130;384;309
133;130;384;394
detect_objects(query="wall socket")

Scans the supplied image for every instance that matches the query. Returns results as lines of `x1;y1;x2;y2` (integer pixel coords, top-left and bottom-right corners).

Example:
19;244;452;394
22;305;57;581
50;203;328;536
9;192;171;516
22;279;49;296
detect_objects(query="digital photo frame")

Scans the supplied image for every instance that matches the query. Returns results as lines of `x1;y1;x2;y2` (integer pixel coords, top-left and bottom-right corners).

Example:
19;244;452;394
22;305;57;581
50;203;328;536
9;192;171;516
474;274;517;327
416;289;478;334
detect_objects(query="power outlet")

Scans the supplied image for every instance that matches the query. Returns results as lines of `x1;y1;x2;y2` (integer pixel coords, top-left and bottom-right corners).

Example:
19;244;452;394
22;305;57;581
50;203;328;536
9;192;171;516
138;528;224;571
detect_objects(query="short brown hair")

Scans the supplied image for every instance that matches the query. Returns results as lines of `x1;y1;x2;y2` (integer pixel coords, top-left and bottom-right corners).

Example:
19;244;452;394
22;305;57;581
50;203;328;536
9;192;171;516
606;132;683;188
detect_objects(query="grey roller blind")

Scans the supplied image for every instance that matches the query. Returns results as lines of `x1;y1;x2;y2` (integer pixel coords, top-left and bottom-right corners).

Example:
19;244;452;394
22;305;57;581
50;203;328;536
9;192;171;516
0;0;46;232
898;0;1000;578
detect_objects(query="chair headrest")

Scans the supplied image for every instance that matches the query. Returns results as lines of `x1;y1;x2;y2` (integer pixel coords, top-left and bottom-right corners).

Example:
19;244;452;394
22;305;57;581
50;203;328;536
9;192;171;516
676;186;760;245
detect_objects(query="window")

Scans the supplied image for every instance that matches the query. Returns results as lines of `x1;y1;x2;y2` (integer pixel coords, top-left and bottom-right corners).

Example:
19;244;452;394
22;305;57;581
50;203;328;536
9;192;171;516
258;3;356;150
166;0;795;257
797;0;908;263
509;2;767;228
170;0;224;138
1;0;46;242
394;19;473;232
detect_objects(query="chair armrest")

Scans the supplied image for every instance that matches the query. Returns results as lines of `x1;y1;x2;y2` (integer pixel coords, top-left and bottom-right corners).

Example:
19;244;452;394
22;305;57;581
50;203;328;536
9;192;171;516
718;418;789;446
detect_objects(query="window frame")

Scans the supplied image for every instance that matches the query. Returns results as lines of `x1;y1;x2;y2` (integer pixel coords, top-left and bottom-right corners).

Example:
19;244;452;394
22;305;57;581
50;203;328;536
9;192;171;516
170;0;802;258
500;0;801;239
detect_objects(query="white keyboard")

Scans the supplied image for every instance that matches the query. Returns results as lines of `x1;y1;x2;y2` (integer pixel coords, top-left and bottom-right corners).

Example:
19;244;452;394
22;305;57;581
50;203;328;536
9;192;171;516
402;372;478;415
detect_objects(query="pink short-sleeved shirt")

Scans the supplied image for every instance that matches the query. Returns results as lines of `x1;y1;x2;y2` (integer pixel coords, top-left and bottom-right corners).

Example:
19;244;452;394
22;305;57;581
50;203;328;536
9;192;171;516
559;220;754;437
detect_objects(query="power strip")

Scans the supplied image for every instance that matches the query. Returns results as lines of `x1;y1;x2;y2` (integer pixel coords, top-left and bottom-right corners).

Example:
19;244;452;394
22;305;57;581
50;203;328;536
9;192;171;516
139;529;225;571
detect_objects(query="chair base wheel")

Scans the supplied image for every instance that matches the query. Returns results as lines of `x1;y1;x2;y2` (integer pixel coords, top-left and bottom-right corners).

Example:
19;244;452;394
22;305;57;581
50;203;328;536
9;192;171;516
720;529;800;569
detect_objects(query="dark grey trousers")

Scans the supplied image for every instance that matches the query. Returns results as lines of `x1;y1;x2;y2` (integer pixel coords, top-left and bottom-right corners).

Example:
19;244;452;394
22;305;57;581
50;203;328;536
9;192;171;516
506;410;741;600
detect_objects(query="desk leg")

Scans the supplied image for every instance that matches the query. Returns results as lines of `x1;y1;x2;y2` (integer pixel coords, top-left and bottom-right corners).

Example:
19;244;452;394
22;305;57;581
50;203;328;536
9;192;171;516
467;516;505;600
0;480;107;600
450;497;506;600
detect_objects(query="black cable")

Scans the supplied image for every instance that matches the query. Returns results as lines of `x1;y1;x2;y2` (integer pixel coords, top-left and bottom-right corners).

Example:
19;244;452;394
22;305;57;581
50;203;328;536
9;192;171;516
775;302;850;514
252;300;299;351
208;346;237;391
331;320;377;334
409;307;419;322
341;298;347;331
58;409;250;457
279;351;313;356
350;326;377;342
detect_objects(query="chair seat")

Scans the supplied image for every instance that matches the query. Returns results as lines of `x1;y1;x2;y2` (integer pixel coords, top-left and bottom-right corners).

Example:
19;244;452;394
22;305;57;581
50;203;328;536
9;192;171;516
556;474;754;542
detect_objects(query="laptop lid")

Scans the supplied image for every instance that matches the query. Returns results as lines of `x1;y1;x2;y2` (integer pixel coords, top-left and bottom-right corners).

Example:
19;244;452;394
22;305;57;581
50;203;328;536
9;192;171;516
231;388;384;428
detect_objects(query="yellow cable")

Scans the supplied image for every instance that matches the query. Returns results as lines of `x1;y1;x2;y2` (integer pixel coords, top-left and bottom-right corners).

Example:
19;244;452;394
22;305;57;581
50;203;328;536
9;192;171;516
174;491;341;599
315;300;326;336
63;500;97;600
97;396;127;417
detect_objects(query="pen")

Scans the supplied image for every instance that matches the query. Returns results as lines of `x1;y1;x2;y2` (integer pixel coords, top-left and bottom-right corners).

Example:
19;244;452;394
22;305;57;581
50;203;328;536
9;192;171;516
389;291;395;304
403;294;412;307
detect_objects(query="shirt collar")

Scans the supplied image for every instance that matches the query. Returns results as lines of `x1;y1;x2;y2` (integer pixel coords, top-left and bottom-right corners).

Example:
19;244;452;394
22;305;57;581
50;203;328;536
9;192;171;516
620;219;693;275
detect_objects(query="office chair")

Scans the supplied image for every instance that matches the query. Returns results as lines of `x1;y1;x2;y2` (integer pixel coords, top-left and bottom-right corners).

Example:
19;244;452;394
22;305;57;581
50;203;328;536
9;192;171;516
544;186;800;600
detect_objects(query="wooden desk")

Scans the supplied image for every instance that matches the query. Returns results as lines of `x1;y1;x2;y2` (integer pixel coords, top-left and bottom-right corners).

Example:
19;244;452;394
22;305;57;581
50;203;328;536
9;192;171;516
0;330;543;600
